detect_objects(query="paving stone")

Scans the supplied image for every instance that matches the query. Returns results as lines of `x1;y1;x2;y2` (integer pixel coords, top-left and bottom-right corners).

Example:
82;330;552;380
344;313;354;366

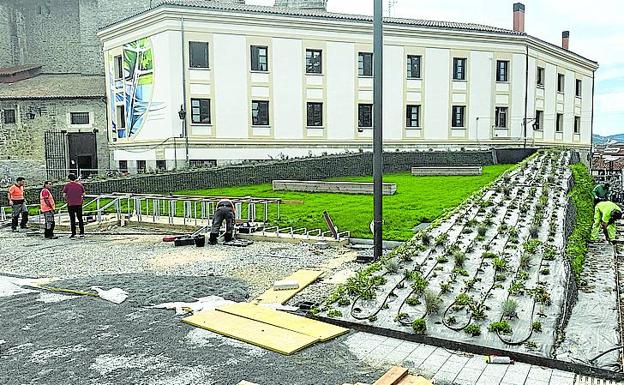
432;370;458;383
548;374;575;385
455;367;484;383
527;366;552;382
501;369;528;385
383;348;413;364
368;344;398;361
550;370;575;380
464;355;488;371
379;337;403;350
524;379;549;385
408;344;437;361
392;341;420;354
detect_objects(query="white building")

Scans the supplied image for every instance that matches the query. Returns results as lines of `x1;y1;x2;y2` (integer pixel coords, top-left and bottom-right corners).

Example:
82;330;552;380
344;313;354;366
98;0;598;172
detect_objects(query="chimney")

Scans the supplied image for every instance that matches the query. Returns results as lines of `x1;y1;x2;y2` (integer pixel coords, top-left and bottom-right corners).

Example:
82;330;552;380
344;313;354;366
562;31;570;50
513;3;525;33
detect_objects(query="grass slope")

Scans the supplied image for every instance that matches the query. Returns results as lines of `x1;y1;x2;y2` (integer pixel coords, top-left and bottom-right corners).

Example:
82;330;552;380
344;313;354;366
177;164;512;240
567;163;594;278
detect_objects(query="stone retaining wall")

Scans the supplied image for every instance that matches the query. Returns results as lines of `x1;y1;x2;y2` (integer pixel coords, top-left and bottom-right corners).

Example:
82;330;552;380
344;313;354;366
411;166;482;176
2;149;523;206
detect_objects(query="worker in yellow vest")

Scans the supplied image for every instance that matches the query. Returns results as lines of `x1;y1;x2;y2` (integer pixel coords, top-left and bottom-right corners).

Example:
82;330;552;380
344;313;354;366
40;181;57;239
591;200;622;242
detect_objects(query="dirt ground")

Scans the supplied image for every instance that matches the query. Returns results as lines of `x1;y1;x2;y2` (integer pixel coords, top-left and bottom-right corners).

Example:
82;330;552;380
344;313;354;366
0;230;383;385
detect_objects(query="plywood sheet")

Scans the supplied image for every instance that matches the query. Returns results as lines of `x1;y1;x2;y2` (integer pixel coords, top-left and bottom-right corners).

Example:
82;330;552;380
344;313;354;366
218;302;349;342
182;310;318;355
397;375;432;385
254;269;323;305
373;366;408;385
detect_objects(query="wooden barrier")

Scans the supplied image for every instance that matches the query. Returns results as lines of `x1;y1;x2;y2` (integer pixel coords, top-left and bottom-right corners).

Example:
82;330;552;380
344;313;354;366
272;180;397;195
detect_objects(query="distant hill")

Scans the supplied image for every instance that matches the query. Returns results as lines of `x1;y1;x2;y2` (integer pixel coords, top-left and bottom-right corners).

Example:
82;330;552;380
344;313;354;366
593;134;624;145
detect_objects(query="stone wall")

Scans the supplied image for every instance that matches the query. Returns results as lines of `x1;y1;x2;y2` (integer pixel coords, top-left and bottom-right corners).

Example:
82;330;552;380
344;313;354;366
0;98;110;184
2;149;500;205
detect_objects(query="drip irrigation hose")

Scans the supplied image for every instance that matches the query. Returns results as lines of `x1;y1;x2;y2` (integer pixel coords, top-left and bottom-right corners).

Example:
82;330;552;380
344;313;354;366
589;346;624;363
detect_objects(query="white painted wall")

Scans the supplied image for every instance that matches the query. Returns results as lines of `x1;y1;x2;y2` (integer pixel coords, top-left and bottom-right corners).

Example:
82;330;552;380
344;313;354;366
213;34;248;139
326;41;355;140
273;38;303;140
424;48;450;140
543;63;557;141
510;54;526;138
383;45;404;141
469;51;493;141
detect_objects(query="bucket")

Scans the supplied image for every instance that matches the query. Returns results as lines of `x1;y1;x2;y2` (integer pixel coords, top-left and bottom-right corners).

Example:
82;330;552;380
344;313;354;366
195;235;206;247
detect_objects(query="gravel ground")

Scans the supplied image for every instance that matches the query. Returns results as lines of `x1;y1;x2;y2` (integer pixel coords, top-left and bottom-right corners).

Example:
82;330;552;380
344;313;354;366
0;229;381;385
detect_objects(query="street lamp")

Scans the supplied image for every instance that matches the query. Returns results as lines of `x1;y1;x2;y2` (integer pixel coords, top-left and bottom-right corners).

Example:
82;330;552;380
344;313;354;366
178;104;186;120
372;0;383;261
178;104;190;168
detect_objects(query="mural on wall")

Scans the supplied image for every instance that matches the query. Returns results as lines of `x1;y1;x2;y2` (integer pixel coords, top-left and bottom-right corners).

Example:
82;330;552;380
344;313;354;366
109;37;165;140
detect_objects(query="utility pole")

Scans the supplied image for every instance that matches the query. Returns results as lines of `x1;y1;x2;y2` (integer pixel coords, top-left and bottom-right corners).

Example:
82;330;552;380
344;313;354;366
373;0;384;260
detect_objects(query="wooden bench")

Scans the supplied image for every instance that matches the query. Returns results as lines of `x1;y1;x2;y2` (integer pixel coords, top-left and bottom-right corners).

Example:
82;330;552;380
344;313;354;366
272;180;397;195
411;166;482;176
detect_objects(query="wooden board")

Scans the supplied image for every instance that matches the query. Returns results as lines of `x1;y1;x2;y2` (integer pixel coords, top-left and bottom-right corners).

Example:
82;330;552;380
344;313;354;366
254;269;323;305
218;302;349;342
397;375;431;385
182;310;318;355
373;366;408;385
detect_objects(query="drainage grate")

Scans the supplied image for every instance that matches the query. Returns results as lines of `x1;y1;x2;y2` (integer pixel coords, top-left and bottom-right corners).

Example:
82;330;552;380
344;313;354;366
576;376;622;385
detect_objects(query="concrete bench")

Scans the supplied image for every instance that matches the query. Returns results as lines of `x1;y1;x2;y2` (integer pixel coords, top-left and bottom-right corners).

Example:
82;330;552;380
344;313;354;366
411;166;482;176
272;180;397;195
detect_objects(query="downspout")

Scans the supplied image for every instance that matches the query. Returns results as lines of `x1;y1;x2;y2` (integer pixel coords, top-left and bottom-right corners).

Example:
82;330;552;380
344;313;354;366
523;42;529;148
180;16;189;168
590;69;596;161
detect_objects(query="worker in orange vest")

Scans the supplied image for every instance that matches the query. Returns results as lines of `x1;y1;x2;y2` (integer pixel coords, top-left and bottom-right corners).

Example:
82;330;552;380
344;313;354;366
40;181;57;239
7;176;28;231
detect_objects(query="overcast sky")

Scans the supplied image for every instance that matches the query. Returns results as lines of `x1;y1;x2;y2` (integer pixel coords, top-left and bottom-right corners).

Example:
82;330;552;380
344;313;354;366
248;0;623;136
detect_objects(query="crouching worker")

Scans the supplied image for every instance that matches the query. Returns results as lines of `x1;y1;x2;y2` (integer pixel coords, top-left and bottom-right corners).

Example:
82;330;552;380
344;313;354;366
40;181;57;239
209;199;236;245
591;200;623;242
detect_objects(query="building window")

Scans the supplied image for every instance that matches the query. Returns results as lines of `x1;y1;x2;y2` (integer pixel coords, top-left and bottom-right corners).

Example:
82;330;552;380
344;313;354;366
556;113;563;132
576;79;582;97
406;105;420;128
136;160;146;173
116;105;126;129
453;58;466;81
190;99;211;124
3;109;16;124
306;49;322;74
358;104;373;128
407;55;421;79
306;102;323;127
189;41;209;69
574;116;581;134
358;52;373;77
251;46;268;72
118;160;128;172
70;112;90;125
252;100;270;126
537;67;545;87
534;110;543;131
156;160;166;171
495;107;508;128
114;55;123;79
557;73;565;92
452;106;465;128
496;60;509;82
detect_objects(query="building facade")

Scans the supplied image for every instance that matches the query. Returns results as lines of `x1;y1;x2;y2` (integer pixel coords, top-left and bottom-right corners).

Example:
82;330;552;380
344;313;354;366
99;1;598;171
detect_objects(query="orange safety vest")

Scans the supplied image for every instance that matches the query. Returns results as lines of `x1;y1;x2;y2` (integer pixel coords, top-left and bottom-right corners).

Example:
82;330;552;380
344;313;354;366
8;184;24;201
40;188;55;212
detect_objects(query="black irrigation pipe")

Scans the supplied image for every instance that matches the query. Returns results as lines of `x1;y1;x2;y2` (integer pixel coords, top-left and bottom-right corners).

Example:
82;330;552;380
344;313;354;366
312;314;624;382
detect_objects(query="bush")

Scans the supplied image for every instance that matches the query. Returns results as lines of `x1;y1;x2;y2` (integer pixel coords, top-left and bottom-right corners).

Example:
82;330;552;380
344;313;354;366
384;259;400;274
488;321;512;334
464;324;481;336
532;321;542;332
501;299;518;318
412;319;427;334
424;290;442;315
567;163;593;278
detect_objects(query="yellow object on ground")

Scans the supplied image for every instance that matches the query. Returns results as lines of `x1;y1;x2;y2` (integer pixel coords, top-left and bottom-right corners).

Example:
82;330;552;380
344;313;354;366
396;376;432;385
182;310;319;355
254;269;323;305
591;201;622;241
218;302;349;342
373;366;408;385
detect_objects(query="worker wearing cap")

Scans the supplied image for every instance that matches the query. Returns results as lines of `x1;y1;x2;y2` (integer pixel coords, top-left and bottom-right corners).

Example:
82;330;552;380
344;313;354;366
591;200;623;242
592;183;610;205
209;199;236;245
7;177;28;231
40;181;57;239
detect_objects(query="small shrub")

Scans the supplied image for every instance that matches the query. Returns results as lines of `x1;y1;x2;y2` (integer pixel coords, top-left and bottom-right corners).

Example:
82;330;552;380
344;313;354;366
488;321;512;334
524;239;542;254
470;303;487;320
501;299;518;318
406;296;420;306
327;309;342;318
477;226;487;237
492;257;507;271
529;287;552;305
466;219;478;228
424;290;442;315
532;321;542;332
338;298;351;307
384;259;400;274
439;282;451;294
395;312;409;322
529;226;539;239
495;273;507;282
519;253;532;270
518;270;529;280
498;224;509;233
453;251;467;267
435;233;449;246
482;252;497;259
455;293;472;306
421;233;432;245
436;255;449;264
368;315;377;322
543;245;558;261
412;319;427;334
446;316;457;325
410;273;429;295
540;268;550;275
464;324;481;336
452;268;469;277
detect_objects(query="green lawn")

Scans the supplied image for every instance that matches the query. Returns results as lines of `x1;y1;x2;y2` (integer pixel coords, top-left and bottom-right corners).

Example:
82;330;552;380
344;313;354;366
177;164;513;241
